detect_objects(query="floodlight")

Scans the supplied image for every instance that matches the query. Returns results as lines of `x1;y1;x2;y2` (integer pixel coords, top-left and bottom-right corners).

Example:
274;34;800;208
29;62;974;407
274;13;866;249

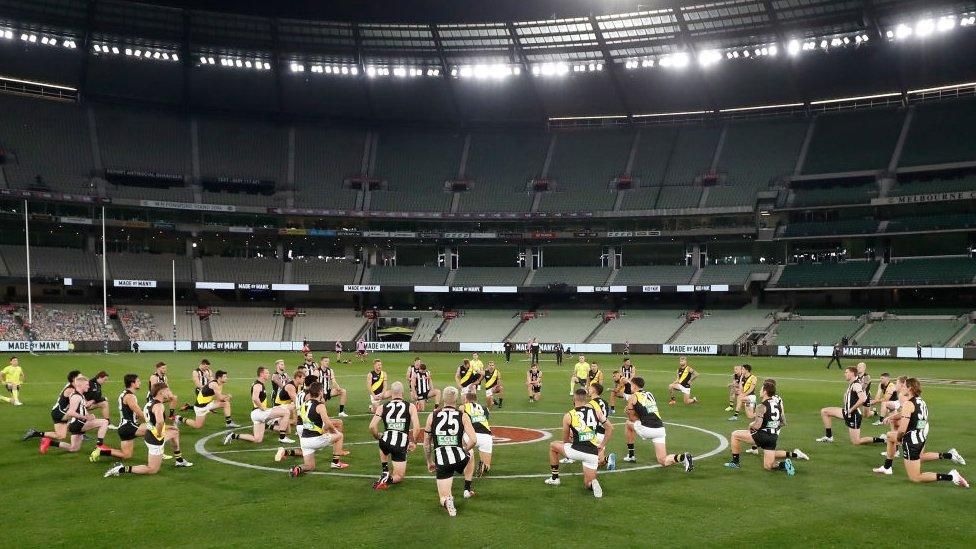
819;39;828;49
153;51;161;59
886;30;895;38
244;60;252;68
641;58;653;67
830;38;842;47
234;59;243;67
350;66;359;75
842;37;850;45
895;24;913;39
143;50;151;58
134;49;142;56
698;49;722;66
788;40;803;56
41;36;50;45
161;52;169;60
172;54;178;61
94;44;102;52
768;44;778;56
915;19;934;38
393;67;406;77
112;46;119;54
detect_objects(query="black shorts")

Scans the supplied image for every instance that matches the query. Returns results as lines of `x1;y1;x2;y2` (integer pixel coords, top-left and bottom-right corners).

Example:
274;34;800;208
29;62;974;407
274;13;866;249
752;430;778;451
68;420;85;435
118;422;140;441
416;390;430;401
844;411;862;429
532;385;541;394
51;410;67;424
86;394;106;404
901;437;925;461
435;456;470;480
379;440;408;463
322;391;332;402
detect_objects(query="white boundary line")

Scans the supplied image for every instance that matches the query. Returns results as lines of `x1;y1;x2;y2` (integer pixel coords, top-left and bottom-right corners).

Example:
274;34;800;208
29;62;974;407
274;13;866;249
194;411;729;480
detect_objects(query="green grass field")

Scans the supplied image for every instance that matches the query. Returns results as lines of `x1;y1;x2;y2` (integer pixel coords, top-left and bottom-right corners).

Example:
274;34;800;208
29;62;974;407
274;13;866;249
1;351;973;548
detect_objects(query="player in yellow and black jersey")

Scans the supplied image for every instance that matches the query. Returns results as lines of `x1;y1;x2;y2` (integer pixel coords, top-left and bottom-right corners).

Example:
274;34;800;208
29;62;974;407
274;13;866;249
104;382;192;477
463;391;494;479
223;367;292;446
624;377;694;474
725;364;743;412
175;370;240;429
455;359;482;394
367;360;392;413
729;364;759;421
546;388;613;498
667;356;699;406
482;361;503;409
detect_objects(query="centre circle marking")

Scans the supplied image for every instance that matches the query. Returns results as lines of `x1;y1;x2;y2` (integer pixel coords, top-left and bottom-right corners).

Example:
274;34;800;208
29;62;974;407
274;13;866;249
195;411;728;480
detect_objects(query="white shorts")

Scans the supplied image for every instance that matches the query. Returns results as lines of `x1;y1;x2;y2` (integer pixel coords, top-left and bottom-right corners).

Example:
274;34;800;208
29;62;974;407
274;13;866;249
744;394;756;407
194;400;219;416
299;434;335;454
562;443;600;471
884;400;902;411
633;422;667;444
595;433;605;446
464;433;494;454
370;395;384;407
145;441;165;456
485;388;494;398
250;408;271;424
675;385;691;395
296;424;304;437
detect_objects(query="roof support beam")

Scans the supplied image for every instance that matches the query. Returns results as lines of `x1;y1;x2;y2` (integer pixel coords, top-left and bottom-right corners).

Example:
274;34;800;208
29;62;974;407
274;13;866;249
429;24;465;126
352;23;376;121
270;18;285;115
761;0;810;106
77;0;95;102
669;1;719;113
506;22;549;123
588;14;633;119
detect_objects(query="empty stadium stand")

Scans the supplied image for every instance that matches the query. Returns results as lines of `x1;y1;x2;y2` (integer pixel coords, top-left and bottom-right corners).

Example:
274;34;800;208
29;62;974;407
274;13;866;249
885;213;976;233
775;261;879;288
108;252;194;282
709;119;807;208
292;309;366;342
198;117;288;184
209;307;283;341
791;184;878;207
663;126;721;187
591;310;687;344
696;264;776;286
95;104;191;176
890;174;976;197
293;125;365;209
540;130;629;212
672;307;775;344
802;109;903;174
770;319;864;345
460;131;546;212
364;266;449;286
438;310;521;343
290;258;359;285
900;98;976;167
0;245;101;279
858;318;967;347
201;257;284;284
511;310;604;343
612;265;695;286
879;256;976;286
139;306;202;340
451;267;529;286
369;130;462;212
781;219;879;237
529;267;612;287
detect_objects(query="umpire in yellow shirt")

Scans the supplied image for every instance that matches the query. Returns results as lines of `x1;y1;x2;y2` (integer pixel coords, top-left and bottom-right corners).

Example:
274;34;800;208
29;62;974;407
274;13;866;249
571;355;590;396
1;356;25;406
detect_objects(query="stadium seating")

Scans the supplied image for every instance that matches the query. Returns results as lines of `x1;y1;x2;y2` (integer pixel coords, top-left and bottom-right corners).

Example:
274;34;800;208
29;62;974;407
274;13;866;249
410;313;442;342
108;252;194;282
858;319;966;346
782;219;879;237
775;261;879;287
672;307;775;344
802;109;903;173
451;267;530;286
292;309;366;342
439;310;522;343
294;125;365;209
511;310;604;343
655;186;702;209
364;266;449;286
118;307;163;341
139;306;202;340
0;310;26;341
210;308;283;341
696;264;776;286
0;245;101;279
885;213;976;233
662;126;721;186
791;184;878;207
708;119;807;207
792;308;868;317
771;319;864;345
540;130;630;212
290;258;359;285
460;131;547;212
529;267;611;286
198;117;288;183
23;304;120;341
890;174;976;196
379;310;443;342
591;310;687;344
0;94;94;194
620;187;660;210
879;256;976;286
612;265;695;286
629;127;676;189
201;257;284;284
369;130;462;212
95;104;191;176
900;98;976;166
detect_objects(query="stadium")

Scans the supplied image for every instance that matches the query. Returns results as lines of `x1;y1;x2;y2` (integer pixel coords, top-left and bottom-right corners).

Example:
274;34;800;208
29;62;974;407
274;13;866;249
1;0;975;545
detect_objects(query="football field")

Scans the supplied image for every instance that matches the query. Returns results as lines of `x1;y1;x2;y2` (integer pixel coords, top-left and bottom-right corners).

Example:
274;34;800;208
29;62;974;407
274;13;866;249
1;351;973;548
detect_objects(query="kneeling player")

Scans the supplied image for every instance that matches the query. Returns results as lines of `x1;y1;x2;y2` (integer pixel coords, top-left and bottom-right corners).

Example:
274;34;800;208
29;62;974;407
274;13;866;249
724;379;808;474
872;378;967;486
610;358;636;415
546;388;614;498
370;381;421;489
54;375;113;454
22;370;81;450
668;356;699;405
871;372;900;425
92;374;147;462
817;367;885;446
622;377;693;472
104;382;192;476
526;363;542;402
1;356;24;406
463;391;494;479
423;387;477;517
412;363;441;412
223;367;292;446
729;364;758;421
367;360;391;413
176;370;240;429
287;382;349;476
482;361;503;409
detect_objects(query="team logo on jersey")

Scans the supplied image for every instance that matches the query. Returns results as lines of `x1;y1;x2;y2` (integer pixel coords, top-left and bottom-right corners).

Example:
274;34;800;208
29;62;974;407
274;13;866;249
489;426;551;445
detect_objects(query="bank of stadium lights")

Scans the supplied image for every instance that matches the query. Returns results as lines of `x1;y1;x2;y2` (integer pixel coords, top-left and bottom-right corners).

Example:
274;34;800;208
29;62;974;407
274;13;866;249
304;64;359;76
94;43;178;62
448;64;516;78
886;15;969;40
530;62;570;76
216;57;271;70
16;32;76;49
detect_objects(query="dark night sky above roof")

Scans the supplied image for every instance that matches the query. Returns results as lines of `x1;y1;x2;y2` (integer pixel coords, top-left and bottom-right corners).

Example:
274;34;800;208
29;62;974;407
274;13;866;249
135;0;655;23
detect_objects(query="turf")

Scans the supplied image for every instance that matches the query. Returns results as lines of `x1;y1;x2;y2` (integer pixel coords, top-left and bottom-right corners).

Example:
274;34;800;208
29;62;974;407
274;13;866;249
1;351;973;548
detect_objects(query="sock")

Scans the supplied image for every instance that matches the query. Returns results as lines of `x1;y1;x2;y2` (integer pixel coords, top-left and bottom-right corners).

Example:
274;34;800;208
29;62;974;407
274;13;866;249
884;458;893;469
777;461;787;470
825;428;833;438
124;465;132;473
279;434;287;441
100;448;112;456
381;461;389;473
940;452;952;460
936;473;953;482
674;453;686;462
174;450;183;461
731;413;738;418
751;446;757;451
232;433;240;440
627;444;635;458
550;465;559;480
873;436;885;443
286;449;297;457
728;399;733;407
464;480;472;491
225;416;233;425
786;451;797;458
498;399;503;406
97;438;104;445
731;453;740;464
339;404;345;413
332;457;339;464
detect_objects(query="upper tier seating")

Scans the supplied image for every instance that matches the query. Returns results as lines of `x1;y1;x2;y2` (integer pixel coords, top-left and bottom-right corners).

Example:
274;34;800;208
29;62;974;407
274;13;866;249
293;125;365;209
439;310;522;343
776;261;879;287
802;109;903;173
708;119;807;207
591;310;687;344
201;257;284;284
540;130;629;212
0;245;101;279
290;258;359;285
460;131;547;213
369;130;462;212
451;267;529;286
198;117;288;183
364;266;449;286
108;252;194;282
529;267;611;286
900;98;976;166
613;265;695;285
95;104;191;176
697;264;776;286
879;256;976;286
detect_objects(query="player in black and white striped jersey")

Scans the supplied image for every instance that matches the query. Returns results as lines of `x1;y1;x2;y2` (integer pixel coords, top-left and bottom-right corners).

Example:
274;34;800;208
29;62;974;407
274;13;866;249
412;363;441;412
725;379;808;473
369;381;421;490
423;386;477;517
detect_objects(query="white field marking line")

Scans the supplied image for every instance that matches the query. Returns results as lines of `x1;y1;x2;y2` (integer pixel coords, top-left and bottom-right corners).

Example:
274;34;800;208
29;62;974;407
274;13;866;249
195;411;728;480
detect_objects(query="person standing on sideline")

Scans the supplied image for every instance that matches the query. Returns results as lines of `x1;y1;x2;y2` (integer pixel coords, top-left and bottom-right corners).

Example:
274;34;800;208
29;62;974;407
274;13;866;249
503;340;513;363
812;341;819;359
826;342;843;370
554;342;564;366
529;338;540;364
916;341;922;360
